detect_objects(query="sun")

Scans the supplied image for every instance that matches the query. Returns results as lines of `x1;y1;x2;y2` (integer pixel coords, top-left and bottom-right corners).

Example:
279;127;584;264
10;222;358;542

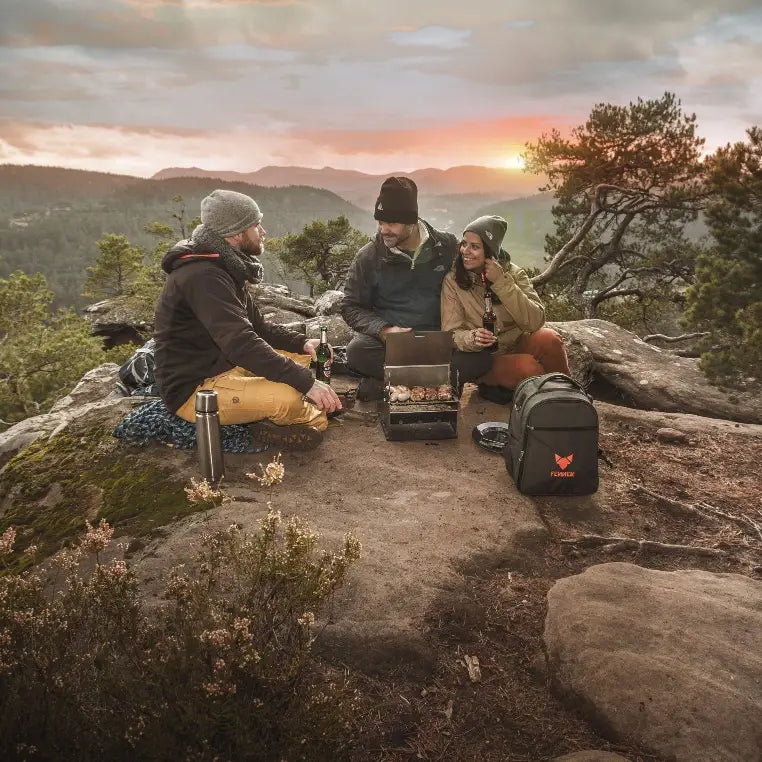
501;154;526;170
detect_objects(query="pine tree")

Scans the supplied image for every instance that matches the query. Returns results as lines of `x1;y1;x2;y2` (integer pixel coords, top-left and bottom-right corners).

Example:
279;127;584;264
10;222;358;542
0;271;127;428
685;127;762;385
272;216;369;297
524;93;705;327
82;234;145;300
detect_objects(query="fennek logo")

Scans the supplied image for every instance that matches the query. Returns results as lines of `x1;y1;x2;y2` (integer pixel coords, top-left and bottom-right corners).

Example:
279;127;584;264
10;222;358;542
551;452;575;478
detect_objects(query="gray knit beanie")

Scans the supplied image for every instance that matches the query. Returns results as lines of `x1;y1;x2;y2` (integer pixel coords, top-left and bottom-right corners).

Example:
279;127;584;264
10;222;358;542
200;189;263;237
463;215;507;259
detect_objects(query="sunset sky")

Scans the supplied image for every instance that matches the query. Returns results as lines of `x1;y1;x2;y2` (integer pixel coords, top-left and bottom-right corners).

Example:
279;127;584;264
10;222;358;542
1;0;761;177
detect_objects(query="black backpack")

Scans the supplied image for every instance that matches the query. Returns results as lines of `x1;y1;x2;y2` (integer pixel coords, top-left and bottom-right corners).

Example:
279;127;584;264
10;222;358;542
504;373;598;495
116;338;159;397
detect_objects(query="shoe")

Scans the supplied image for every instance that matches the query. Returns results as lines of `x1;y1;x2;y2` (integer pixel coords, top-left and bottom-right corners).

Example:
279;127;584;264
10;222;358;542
477;383;513;405
249;420;324;451
356;377;384;402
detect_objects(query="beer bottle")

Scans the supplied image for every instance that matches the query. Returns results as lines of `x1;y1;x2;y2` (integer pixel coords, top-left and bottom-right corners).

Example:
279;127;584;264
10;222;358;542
315;325;332;383
482;289;497;353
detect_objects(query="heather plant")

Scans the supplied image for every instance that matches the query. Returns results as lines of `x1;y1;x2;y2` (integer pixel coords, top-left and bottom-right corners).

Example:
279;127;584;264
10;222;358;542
0;506;361;759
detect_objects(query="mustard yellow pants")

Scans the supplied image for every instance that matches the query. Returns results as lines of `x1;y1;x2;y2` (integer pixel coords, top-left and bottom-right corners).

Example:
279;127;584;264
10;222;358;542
176;352;327;431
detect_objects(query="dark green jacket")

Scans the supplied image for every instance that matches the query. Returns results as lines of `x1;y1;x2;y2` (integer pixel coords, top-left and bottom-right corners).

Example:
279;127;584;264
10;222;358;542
341;220;458;337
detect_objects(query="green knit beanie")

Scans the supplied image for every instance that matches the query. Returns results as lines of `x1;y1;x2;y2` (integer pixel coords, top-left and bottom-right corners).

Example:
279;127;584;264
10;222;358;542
463;215;507;259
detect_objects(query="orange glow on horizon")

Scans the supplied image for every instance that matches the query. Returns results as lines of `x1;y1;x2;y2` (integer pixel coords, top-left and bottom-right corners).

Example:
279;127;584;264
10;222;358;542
0;117;566;177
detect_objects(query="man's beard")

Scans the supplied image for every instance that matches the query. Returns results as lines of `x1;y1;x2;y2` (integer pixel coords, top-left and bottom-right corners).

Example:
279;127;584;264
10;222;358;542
238;238;264;258
381;225;416;250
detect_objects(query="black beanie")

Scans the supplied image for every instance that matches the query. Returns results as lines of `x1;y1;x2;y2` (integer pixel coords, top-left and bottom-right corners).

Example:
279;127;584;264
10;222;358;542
374;177;418;224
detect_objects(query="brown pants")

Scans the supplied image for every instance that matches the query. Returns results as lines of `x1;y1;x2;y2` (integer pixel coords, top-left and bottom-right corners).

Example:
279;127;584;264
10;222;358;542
480;327;571;389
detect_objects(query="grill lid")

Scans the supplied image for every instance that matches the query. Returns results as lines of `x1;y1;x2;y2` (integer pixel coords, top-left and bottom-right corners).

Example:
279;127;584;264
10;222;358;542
384;330;452;367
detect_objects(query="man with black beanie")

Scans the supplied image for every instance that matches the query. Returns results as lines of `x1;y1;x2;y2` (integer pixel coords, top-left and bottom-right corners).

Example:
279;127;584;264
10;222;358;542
153;188;342;450
341;177;459;400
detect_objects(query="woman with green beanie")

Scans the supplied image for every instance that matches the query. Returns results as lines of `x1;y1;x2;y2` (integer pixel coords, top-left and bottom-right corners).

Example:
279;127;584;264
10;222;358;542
440;215;571;403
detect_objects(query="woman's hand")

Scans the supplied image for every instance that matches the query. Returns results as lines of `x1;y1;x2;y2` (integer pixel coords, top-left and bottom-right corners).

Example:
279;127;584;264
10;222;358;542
483;259;504;283
471;327;497;348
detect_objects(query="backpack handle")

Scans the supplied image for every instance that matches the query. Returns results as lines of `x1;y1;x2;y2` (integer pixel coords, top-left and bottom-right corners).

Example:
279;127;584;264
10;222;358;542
534;373;588;395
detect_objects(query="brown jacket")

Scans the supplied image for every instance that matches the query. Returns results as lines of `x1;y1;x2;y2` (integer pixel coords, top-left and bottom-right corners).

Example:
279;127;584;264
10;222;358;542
440;263;545;352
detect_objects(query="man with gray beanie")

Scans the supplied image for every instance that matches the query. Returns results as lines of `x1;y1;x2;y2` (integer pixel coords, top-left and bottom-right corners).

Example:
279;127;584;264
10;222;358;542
341;176;459;400
153;188;342;450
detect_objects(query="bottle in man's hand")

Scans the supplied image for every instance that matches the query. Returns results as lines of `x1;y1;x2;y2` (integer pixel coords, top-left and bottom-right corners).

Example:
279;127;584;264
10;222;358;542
314;325;332;383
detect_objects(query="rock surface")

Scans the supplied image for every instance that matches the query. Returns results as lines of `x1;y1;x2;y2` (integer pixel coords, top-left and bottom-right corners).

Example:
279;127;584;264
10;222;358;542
551;319;762;423
258;306;308;325
553;752;631;762
83;296;152;333
249;284;317;317
0;364;135;469
314;289;345;316
1;368;547;676
595;401;762;440
655;426;690;444
284;314;355;345
544;562;762;762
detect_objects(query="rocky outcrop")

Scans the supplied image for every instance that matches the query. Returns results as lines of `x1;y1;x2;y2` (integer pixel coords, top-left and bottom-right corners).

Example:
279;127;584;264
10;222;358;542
249;283;317;317
258;307;309;325
314;290;345;316
595;401;762;440
550;319;762;424
0;364;134;469
83;297;150;347
544;562;762;762
301;314;354;344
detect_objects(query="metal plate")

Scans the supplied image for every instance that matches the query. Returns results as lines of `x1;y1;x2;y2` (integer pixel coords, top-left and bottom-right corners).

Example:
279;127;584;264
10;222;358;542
472;422;511;453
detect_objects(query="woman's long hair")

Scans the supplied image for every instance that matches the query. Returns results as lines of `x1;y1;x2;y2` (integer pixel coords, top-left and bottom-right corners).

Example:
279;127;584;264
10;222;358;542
453;238;510;292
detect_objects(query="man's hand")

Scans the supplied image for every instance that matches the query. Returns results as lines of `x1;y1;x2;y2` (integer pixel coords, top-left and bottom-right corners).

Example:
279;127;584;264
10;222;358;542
379;326;412;344
305;379;343;413
483;259;504;283
472;327;497;348
303;338;334;361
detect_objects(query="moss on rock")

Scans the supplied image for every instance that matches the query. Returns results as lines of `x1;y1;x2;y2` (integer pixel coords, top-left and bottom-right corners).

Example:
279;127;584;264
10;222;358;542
0;426;195;567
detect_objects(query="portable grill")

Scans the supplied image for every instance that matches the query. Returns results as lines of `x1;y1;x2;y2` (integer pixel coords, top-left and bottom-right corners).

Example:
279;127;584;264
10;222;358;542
379;331;459;441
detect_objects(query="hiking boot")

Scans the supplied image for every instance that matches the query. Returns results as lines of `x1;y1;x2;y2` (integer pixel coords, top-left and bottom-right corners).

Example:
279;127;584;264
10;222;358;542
249;420;324;451
356;377;384;402
477;383;513;405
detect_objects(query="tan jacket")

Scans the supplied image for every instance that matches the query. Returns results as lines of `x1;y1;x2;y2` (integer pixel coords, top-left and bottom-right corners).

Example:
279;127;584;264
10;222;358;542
440;263;545;352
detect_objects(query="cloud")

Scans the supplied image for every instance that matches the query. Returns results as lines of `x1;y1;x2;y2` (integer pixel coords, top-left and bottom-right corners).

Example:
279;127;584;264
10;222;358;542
126;0;296;5
504;19;536;29
388;26;472;49
1;0;760;173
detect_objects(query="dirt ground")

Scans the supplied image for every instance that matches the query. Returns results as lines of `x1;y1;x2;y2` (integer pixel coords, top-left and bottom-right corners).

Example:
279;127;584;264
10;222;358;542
131;382;762;762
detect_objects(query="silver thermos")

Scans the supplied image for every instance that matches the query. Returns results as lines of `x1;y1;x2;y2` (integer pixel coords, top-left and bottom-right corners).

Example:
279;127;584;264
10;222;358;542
195;390;225;483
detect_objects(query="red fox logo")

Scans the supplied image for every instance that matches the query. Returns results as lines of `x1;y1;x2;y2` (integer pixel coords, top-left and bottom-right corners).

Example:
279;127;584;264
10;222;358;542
555;453;574;470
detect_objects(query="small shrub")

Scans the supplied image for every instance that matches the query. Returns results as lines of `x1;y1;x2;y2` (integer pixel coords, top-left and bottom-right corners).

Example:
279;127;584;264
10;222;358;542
0;512;361;760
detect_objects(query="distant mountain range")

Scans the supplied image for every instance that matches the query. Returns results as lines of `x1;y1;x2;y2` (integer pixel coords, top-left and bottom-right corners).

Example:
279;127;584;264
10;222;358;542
0;165;370;307
0;164;555;308
152;164;543;206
